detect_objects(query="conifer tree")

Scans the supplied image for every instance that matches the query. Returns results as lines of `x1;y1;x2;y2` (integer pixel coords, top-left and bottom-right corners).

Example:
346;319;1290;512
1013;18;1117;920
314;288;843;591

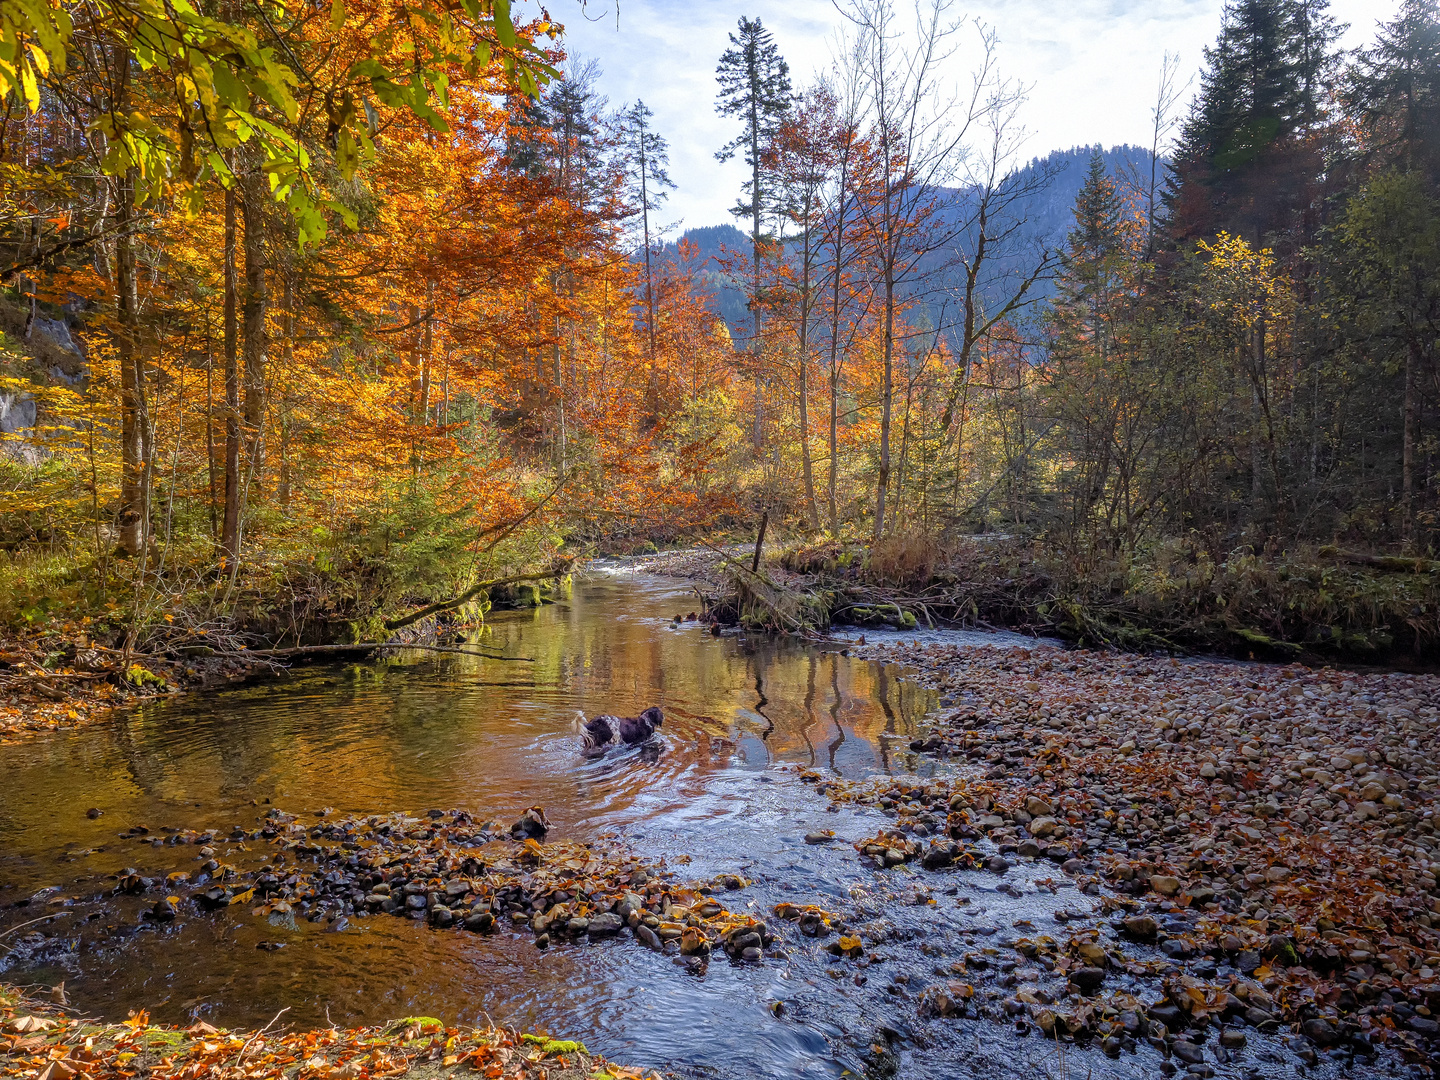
715;16;793;449
1348;0;1440;179
1167;0;1342;244
618;100;676;394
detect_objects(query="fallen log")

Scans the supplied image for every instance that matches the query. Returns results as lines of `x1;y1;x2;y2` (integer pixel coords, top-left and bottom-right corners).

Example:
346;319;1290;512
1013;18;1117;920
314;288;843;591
1318;546;1440;574
236;643;533;661
383;559;575;632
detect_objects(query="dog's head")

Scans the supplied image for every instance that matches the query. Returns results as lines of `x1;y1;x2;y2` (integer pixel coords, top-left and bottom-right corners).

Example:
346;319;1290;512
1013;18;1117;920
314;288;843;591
642;706;664;727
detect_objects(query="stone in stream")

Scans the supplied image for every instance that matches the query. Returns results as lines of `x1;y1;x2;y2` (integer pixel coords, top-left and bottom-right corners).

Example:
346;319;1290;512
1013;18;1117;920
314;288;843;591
587;913;623;937
464;911;495;933
1069;966;1105;994
804;832;836;845
986;856;1011;874
510;807;549;839
1171;1040;1205;1065
635;925;663;951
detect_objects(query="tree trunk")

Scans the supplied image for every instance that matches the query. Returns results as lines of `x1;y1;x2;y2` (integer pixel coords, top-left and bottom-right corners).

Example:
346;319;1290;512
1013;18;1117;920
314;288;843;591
221;184;241;566
1404;336;1418;548
798;227;820;529
278;268;295;511
240;171;268;488
875;267;895;540
751;96;764;453
115;170;150;557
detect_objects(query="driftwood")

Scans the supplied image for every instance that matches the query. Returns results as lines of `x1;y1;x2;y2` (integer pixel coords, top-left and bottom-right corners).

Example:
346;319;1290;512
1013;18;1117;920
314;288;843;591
1318;546;1440;575
383;559;574;632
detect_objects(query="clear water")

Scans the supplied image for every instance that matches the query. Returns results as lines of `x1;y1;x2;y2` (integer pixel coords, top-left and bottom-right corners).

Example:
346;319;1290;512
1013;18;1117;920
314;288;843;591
0;569;1366;1079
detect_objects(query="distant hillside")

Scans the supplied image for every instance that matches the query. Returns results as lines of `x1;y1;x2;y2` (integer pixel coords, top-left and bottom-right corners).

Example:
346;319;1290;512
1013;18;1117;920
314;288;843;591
660;144;1160;347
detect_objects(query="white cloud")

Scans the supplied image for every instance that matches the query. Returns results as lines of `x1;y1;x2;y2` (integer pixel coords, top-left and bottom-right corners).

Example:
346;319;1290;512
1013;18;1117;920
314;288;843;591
555;0;1396;229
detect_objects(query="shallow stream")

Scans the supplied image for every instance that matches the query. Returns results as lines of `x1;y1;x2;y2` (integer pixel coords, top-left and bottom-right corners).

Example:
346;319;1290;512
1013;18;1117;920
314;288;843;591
0;569;1362;1079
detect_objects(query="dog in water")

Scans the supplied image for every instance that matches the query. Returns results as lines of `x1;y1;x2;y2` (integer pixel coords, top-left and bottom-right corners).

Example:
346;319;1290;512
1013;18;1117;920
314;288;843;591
576;706;664;752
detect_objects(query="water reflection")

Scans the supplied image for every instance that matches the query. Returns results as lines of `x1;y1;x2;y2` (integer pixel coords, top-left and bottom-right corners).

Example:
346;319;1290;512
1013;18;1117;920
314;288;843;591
0;569;944;1076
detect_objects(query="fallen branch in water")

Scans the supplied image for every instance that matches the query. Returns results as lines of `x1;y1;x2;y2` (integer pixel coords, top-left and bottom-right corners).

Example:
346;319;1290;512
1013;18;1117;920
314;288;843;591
237;643;533;662
383;559;575;632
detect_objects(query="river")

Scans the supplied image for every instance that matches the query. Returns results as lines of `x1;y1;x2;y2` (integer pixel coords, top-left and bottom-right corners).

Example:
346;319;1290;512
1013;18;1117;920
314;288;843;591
0;568;1359;1079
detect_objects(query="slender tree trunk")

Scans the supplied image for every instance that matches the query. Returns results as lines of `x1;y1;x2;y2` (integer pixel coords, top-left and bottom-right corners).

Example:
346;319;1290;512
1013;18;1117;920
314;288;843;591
797;220;820;528
875;263;895;540
751;96;764;453
278;269;295;511
206;348;218;539
240;171;268;489
1404;336;1418;548
221;184;241;566
641;154;659;423
826;164;849;538
115;170;150;557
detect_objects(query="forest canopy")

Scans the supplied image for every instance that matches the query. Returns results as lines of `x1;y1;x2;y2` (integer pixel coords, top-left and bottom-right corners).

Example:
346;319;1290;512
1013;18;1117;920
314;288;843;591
0;0;1437;656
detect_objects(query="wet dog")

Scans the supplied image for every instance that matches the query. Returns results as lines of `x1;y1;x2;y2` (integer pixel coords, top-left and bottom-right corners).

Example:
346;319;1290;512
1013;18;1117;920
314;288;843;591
575;706;664;752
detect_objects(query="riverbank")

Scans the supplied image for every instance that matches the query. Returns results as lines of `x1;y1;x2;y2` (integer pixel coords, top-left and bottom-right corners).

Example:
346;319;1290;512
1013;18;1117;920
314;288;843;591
638;537;1440;666
836;637;1440;1063
0;984;647;1080
0;560;574;742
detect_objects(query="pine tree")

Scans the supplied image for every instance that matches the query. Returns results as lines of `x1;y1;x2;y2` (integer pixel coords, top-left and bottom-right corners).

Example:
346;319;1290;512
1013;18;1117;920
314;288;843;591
714;16;793;449
1046;153;1145;548
618;100;676;392
1348;0;1440;179
1166;0;1342;245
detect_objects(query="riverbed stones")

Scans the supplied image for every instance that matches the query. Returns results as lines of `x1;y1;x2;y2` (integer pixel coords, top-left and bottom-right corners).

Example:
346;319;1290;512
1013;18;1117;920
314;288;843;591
587;913;623;937
1069;966;1105;994
1149;874;1182;897
1172;1040;1204;1065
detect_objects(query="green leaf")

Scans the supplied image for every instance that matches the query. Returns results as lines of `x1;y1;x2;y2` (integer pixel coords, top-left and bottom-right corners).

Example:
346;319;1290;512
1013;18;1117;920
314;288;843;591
330;0;346;31
492;0;518;48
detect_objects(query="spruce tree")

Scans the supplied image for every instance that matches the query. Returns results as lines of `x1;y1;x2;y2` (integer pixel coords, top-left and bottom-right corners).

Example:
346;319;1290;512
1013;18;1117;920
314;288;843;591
1166;0;1342;244
714;16;792;448
618;101;675;380
1348;0;1440;178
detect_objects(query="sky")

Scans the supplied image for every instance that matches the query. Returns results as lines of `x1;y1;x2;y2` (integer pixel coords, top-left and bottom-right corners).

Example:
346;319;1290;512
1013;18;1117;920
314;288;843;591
554;0;1397;231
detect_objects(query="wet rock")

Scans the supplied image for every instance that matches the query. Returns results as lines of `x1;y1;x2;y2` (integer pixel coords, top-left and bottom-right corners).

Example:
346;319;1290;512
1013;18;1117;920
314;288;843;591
1172;1040;1204;1065
1122;915;1159;940
679;927;710;956
1025;796;1054;817
1301;1018;1337;1046
1148;1002;1184;1030
85;808;102;819
920;983;972;1018
429;906;454;927
1149;874;1182;896
635;925;663;952
1028;816;1057;838
510;807;549;839
1070;967;1106;995
464;911;495;933
588;912;623;937
1219;1029;1247;1049
534;933;550;949
986;856;1011;874
804;832;836;845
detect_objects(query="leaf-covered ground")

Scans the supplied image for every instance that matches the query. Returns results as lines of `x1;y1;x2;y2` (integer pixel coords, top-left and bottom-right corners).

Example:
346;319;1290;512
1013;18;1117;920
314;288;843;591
0;986;652;1080
836;639;1440;1065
